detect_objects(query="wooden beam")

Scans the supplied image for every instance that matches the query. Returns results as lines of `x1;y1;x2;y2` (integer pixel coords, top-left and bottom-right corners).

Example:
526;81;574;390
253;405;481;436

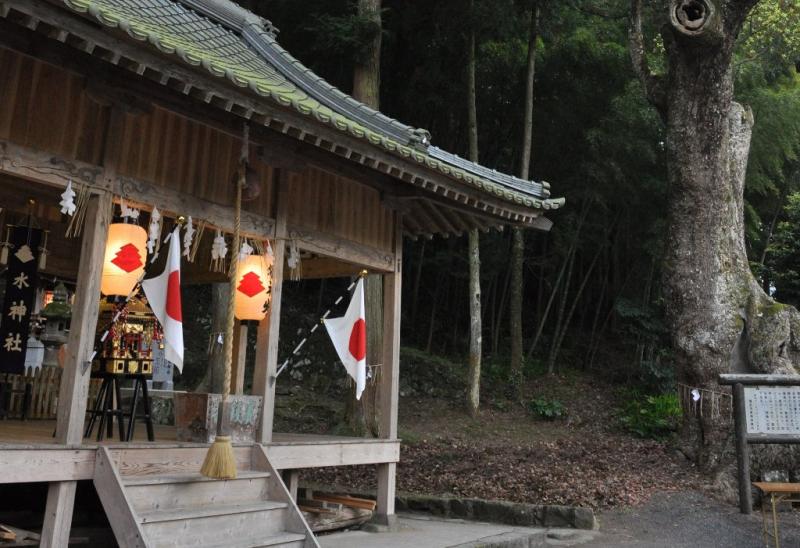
422;201;459;236
0;139;107;193
295;257;364;280
41;481;77;548
282;469;300;501
254;172;288;443
42;191;112;547
266;440;400;470
376;213;402;527
406;202;441;237
53;193;112;444
288;227;394;273
0;448;95;482
93;447;147;547
0;139;277;240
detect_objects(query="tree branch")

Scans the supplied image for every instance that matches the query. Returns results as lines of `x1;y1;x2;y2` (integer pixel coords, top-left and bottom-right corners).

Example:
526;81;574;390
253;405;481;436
629;0;667;116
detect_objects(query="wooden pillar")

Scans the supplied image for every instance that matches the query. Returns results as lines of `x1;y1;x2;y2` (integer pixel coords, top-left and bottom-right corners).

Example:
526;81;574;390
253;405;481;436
254;171;288;443
42;192;112;547
376;213;402;527
733;382;752;514
231;322;248;394
282;469;300;501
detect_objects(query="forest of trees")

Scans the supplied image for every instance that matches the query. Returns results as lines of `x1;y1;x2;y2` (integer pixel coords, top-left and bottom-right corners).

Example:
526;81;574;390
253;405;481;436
221;1;800;464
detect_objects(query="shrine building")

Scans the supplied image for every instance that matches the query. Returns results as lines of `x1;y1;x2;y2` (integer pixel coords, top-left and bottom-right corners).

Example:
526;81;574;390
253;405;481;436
0;0;561;545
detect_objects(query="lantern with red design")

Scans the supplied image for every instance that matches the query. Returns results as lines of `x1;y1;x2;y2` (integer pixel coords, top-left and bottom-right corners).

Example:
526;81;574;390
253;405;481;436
234;254;273;320
101;223;147;296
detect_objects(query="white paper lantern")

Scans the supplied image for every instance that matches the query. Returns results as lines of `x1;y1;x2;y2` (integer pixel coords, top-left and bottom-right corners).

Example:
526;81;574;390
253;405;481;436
234;254;273;320
102;223;147;296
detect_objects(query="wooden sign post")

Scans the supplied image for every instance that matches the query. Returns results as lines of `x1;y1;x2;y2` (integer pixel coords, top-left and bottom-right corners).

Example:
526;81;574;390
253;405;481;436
719;374;800;514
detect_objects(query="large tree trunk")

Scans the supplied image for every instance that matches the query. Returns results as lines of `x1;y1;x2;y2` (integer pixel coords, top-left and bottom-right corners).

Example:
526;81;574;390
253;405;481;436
348;0;382;436
353;0;382;108
466;0;482;417
631;0;800;491
510;0;541;376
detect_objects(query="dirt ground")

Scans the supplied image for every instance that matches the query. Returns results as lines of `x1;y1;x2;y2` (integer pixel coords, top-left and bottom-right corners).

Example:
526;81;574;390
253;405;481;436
306;375;704;509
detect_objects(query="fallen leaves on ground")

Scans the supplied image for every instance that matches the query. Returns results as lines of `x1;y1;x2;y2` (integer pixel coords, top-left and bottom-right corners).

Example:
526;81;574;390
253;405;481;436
306;433;701;509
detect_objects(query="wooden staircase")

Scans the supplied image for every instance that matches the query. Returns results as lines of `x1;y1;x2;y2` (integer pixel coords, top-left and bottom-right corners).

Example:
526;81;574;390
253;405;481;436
92;444;319;548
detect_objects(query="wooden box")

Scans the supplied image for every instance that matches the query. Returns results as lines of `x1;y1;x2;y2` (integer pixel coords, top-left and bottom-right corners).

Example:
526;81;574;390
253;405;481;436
174;392;263;443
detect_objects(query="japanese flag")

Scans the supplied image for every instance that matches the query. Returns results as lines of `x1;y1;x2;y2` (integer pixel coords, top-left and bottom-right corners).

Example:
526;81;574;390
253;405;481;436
324;278;367;399
141;227;184;372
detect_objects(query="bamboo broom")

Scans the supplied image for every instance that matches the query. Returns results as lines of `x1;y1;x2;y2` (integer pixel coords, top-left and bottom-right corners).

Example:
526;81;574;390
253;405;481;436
200;127;248;479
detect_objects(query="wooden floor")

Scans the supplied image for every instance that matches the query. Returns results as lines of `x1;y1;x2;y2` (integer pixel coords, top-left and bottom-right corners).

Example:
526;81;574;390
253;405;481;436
0;419;401;471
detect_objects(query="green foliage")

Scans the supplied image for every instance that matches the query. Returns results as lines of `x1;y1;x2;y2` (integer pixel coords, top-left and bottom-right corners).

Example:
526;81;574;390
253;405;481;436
527;396;566;420
618;392;681;440
739;1;800;76
765;191;800;306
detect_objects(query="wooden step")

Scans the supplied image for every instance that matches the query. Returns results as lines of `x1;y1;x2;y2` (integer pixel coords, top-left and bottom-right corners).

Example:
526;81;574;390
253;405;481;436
205;532;307;548
123;471;271;486
125;471;273;513
140;501;289;547
138;501;287;524
110;446;253;477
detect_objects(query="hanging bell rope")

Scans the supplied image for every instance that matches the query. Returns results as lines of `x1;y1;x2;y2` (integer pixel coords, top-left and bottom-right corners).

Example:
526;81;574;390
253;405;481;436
201;124;249;480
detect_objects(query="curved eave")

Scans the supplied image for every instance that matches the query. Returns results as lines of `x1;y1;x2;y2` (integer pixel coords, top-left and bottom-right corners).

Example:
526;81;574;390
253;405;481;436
58;0;565;215
2;0;564;226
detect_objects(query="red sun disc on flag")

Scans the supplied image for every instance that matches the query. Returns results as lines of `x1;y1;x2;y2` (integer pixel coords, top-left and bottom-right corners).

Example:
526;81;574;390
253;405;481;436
238;271;265;298
111;243;143;273
348;318;366;361
166;270;182;321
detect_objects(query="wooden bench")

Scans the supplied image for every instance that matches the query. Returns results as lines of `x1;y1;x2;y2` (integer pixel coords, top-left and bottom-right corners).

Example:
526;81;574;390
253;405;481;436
753;482;800;548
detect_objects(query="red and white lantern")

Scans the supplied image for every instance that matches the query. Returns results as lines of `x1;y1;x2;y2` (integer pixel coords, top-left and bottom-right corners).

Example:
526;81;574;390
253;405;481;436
234;254;273;320
102;223;147;296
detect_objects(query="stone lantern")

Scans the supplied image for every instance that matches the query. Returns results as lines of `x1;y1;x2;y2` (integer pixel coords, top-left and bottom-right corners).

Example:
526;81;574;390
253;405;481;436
39;283;71;368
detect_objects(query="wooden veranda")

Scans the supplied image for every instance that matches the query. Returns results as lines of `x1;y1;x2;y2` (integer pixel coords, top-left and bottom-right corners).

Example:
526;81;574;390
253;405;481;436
0;0;561;545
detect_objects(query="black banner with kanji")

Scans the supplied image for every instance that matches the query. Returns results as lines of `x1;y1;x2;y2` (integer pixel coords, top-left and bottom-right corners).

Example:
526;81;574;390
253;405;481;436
0;226;41;373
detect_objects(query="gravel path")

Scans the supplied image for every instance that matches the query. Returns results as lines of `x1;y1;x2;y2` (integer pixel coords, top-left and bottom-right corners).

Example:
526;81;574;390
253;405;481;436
586;490;800;547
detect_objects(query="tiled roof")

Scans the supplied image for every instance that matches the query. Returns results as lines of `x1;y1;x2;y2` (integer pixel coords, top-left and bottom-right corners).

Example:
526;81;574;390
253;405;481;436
61;0;563;212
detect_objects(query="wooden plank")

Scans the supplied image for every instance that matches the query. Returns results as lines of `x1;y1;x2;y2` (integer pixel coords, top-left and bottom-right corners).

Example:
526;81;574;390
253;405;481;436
110;446;252;477
312;494;376;511
254;173;288;443
93;447;147;547
0;449;95;482
266;439;399;470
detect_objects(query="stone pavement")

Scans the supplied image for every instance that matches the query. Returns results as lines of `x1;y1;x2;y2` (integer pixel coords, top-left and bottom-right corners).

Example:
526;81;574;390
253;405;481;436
318;513;599;548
